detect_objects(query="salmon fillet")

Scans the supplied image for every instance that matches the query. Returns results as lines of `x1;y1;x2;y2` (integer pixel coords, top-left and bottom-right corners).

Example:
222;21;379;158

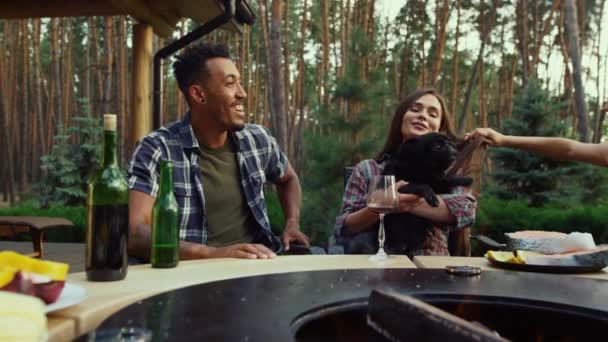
524;245;608;267
505;231;596;254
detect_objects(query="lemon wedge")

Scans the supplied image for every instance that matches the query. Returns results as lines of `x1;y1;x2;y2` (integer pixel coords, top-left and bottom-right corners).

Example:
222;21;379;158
515;250;543;264
0;251;69;281
485;250;518;263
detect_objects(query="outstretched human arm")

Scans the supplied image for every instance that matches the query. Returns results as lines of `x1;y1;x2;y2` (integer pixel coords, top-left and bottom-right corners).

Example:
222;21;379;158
465;128;608;167
128;190;275;260
273;164;310;251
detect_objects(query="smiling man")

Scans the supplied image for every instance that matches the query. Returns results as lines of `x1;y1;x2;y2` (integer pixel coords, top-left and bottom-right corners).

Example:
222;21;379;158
127;43;309;261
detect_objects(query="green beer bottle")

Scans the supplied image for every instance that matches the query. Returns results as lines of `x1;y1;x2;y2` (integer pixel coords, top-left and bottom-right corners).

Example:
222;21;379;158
86;114;129;281
151;160;179;268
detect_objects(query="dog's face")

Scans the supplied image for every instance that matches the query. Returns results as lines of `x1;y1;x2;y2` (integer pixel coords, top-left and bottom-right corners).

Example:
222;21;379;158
395;133;457;172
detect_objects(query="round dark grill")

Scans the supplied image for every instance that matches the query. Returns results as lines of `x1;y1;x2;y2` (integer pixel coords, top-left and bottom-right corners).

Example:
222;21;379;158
92;268;608;341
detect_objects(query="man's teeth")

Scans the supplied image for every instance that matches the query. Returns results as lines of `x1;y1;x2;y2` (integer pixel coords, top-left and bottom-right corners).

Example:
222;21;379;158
236;105;244;111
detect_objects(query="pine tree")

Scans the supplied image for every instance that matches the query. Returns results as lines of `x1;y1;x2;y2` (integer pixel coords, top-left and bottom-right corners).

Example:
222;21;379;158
36;117;102;207
489;80;585;207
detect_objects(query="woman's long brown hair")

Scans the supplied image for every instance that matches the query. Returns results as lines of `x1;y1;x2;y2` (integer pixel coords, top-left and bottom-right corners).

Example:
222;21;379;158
447;135;486;178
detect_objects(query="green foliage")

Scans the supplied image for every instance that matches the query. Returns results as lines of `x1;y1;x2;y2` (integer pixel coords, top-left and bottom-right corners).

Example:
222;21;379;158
295;20;396;246
488;80;584;207
474;196;608;245
0;201;86;242
36;116;102;207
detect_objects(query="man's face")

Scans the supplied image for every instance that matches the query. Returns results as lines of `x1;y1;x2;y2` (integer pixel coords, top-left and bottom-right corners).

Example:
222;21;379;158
199;58;247;131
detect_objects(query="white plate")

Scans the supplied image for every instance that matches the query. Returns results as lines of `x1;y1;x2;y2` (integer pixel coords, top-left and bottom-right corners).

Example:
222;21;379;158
46;283;87;313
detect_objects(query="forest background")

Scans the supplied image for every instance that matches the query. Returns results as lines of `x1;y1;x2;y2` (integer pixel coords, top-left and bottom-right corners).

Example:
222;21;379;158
1;0;608;252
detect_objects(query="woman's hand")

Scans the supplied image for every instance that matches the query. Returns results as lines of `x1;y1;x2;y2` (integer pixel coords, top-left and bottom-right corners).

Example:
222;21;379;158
395;180;425;213
464;128;506;147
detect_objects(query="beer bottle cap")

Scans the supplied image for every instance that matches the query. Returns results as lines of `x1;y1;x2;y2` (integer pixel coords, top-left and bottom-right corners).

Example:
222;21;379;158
103;114;117;131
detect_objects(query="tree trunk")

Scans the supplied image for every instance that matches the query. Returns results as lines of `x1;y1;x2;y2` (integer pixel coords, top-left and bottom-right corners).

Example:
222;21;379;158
458;2;497;133
531;0;561;73
101;17;114;115
0;21;16;204
428;0;450;87
516;0;529;87
449;0;461;118
283;0;291;122
91;17;103;116
118;16;129;160
477;0;487;129
176;19;188;121
268;0;288;150
32;18;45;173
592;0;606;143
51;18;62;127
62;18;73;127
321;0;330;108
418;2;426;86
564;0;588;142
291;0;308;171
84;19;92;117
20;20;30;190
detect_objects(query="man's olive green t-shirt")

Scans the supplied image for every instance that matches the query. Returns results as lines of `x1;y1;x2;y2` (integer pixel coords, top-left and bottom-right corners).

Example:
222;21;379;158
199;139;257;247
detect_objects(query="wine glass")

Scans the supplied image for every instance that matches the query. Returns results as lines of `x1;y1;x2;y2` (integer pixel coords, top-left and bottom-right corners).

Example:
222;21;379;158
366;175;398;261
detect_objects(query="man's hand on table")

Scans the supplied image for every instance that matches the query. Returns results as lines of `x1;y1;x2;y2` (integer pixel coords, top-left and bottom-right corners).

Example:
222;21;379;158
208;243;277;259
281;218;310;251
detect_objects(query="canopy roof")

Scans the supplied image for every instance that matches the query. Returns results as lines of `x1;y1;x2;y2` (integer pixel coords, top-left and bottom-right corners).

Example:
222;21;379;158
0;0;254;37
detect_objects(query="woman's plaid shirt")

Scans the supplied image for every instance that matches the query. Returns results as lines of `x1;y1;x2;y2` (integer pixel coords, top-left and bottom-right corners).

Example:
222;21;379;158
334;158;477;256
128;112;288;247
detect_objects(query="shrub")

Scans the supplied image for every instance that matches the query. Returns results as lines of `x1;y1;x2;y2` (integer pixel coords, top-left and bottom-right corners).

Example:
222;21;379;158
36;117;102;208
474;196;608;244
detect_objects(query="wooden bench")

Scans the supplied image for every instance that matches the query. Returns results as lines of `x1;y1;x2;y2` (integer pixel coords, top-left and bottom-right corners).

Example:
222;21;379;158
0;216;75;258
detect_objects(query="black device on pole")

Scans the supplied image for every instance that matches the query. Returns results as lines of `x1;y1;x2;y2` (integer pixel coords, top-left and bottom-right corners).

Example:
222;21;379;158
152;0;254;129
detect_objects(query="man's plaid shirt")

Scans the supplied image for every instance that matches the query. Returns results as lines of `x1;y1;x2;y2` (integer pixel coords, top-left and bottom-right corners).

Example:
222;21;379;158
334;158;477;256
128;112;287;249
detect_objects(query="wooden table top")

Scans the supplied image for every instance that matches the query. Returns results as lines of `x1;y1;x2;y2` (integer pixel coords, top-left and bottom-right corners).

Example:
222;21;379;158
47;255;415;341
412;256;608;280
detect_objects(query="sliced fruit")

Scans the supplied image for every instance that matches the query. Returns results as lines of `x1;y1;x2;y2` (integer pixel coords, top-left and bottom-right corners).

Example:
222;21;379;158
0;251;69;304
485;250;518;263
515;250;543;264
0;267;16;288
0;251;69;281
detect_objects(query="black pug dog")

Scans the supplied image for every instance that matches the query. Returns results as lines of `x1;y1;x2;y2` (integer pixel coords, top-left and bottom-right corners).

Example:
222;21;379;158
345;132;472;256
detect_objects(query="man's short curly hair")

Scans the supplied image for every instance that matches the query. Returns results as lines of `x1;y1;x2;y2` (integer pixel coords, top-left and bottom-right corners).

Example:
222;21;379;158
173;42;231;97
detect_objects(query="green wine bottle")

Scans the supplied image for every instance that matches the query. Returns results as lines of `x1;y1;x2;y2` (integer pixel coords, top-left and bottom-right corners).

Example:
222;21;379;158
151;160;179;268
86;114;129;281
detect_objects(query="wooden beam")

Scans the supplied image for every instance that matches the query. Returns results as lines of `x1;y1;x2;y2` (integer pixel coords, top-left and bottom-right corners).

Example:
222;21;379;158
131;23;153;149
108;0;177;37
0;0;125;18
164;0;243;33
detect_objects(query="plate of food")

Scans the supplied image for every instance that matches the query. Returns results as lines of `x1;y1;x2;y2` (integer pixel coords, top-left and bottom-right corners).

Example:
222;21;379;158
0;251;86;311
45;282;87;313
485;250;607;274
485;230;608;274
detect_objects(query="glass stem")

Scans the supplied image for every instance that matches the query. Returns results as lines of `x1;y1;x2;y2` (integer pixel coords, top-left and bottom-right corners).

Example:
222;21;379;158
378;213;386;250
